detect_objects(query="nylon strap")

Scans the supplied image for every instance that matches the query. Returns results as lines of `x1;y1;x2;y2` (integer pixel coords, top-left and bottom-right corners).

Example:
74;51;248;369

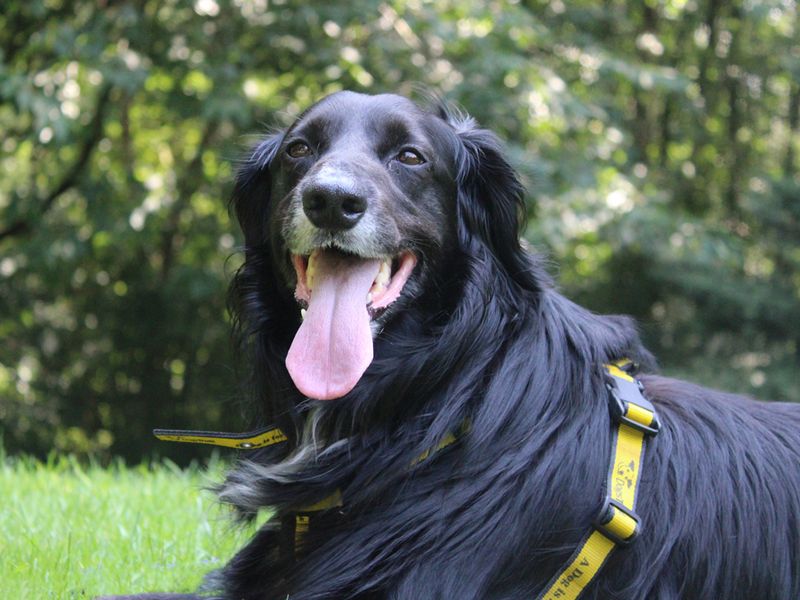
155;420;464;556
536;361;658;600
153;425;288;449
290;428;463;550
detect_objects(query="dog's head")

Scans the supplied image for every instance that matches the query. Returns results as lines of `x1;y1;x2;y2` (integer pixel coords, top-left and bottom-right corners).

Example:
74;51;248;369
232;91;534;402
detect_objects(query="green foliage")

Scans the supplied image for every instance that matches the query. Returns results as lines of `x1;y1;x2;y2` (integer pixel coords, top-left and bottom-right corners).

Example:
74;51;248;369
0;454;258;597
1;0;798;460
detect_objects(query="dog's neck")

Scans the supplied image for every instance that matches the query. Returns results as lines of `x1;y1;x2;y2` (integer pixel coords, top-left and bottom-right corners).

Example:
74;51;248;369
223;268;650;519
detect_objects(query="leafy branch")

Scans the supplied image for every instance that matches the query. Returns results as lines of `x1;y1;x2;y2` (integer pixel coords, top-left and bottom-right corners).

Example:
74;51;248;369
0;84;112;243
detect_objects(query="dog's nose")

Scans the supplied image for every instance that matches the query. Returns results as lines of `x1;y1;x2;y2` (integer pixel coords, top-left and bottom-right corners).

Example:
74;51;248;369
302;179;367;231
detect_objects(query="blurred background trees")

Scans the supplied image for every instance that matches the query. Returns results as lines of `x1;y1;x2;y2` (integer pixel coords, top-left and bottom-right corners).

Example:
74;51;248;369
1;0;798;462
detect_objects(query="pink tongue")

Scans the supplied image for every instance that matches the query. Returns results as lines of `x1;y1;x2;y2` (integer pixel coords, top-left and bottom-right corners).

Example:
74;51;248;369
286;251;381;400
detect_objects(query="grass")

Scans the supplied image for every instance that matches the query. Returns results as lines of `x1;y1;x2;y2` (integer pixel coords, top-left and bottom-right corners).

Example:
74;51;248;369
0;454;261;599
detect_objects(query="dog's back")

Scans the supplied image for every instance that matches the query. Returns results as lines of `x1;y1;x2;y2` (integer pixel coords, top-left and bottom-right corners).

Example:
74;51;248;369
627;376;800;599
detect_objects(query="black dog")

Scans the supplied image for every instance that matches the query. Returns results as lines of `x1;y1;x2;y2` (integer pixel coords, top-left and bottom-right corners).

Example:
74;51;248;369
107;92;800;600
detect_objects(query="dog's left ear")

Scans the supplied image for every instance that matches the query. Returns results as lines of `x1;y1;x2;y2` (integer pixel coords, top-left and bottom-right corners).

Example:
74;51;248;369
232;131;285;248
450;117;532;282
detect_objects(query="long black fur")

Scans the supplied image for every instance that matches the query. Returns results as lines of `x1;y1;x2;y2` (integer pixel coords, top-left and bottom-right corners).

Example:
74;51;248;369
109;93;800;600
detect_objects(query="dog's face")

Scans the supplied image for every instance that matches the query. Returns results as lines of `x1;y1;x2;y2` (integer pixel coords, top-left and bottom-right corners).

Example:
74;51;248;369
273;92;458;269
234;91;528;402
270;92;459;400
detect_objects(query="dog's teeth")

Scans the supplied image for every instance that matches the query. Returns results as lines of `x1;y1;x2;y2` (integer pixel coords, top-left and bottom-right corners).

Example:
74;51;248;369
306;253;317;291
367;259;392;298
300;308;307;320
374;259;391;289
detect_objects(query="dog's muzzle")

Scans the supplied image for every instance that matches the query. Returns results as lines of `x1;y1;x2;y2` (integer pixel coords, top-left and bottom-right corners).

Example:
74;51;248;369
282;164;417;402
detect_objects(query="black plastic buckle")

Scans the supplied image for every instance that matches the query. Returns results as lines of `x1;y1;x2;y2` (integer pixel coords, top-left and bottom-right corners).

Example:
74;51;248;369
606;377;660;436
593;497;640;546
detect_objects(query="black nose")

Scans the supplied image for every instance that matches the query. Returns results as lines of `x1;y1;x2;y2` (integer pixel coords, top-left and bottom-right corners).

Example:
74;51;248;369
302;179;367;231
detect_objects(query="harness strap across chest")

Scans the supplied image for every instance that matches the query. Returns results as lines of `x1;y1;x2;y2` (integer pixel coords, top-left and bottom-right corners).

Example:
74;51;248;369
155;360;659;599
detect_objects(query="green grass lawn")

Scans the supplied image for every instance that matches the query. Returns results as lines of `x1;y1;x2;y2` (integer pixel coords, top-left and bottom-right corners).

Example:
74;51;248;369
0;454;260;599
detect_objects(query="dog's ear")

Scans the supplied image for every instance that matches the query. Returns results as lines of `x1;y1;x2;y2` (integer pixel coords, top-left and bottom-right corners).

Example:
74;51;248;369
232;132;285;247
449;115;531;280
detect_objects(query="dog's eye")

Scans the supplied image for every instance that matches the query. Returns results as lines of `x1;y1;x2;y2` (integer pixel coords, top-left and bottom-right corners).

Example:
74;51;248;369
396;149;425;166
286;141;312;158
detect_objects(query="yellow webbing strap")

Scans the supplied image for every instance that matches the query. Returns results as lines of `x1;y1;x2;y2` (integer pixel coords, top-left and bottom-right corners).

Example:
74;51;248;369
294;514;310;556
292;427;465;552
536;361;657;600
153;425;288;450
294;491;345;557
296;426;463;513
298;489;344;512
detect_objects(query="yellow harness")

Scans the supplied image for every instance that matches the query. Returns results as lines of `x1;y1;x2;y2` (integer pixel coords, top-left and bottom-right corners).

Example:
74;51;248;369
536;360;659;599
155;360;659;598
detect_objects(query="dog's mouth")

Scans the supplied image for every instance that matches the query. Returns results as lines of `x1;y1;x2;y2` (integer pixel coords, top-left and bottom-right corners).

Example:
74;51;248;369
291;250;417;318
286;248;417;401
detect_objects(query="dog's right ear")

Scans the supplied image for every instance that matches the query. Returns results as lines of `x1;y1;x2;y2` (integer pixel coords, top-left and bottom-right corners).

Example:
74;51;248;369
232;132;285;247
